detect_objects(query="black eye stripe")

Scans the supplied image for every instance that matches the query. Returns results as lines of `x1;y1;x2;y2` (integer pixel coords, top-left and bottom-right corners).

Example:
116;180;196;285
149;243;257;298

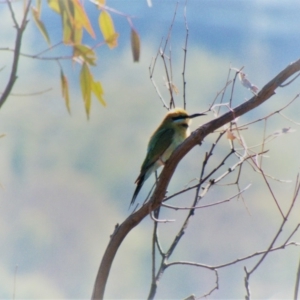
172;113;205;121
172;115;188;121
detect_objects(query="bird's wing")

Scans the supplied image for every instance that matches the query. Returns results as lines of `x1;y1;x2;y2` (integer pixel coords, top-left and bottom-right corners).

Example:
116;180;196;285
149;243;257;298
131;128;174;206
141;127;174;172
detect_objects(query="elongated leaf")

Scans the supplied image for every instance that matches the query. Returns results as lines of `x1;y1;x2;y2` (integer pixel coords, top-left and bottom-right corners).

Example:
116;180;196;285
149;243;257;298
131;28;140;62
99;10;119;49
47;0;60;13
73;0;95;38
80;63;92;118
31;7;51;45
96;0;106;6
73;27;83;45
91;80;106;106
36;0;42;17
62;9;72;44
60;70;71;114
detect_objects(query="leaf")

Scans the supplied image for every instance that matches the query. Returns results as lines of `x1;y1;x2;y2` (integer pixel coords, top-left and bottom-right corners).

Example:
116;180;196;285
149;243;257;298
226;129;236;141
91;80;106;106
80;63;92;118
36;0;42;17
99;10;119;49
170;83;179;95
73;44;97;66
96;0;106;6
62;8;72;44
72;27;83;45
47;0;60;13
48;0;80;45
73;0;95;39
60;70;71;114
31;7;51;45
131;28;140;62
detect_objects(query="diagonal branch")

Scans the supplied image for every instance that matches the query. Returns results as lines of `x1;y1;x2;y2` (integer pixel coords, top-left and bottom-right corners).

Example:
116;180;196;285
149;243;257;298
91;58;300;300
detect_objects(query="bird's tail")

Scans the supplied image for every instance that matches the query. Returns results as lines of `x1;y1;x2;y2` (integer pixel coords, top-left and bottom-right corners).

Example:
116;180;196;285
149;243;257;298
130;174;145;207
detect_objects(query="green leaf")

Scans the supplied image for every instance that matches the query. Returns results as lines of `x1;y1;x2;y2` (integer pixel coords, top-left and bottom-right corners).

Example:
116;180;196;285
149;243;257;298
99;10;119;49
36;0;42;17
47;0;60;13
31;7;51;45
73;44;96;66
73;0;95;39
131;28;140;62
60;70;71;114
80;63;92;118
91;80;106;107
62;9;72;44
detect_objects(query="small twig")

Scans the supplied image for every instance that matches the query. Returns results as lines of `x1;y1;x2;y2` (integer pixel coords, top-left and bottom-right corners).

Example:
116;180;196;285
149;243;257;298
229;66;244;107
239;93;300;129
149;41;169;109
279;72;300;87
160;1;179;108
162;183;251;210
294;255;300;300
243;175;300;298
182;0;188;109
150;207;159;299
0;0;32;108
253;161;285;219
244;266;250;300
150;209;175;223
13;264;18;300
199;269;219;298
3;88;52;97
166;240;300;271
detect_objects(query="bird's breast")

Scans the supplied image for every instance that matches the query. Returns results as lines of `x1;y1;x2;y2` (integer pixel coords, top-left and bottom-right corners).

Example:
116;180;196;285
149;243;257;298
161;130;189;162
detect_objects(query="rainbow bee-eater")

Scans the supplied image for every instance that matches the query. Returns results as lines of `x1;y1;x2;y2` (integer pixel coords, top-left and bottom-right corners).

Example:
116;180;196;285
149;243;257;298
131;108;205;206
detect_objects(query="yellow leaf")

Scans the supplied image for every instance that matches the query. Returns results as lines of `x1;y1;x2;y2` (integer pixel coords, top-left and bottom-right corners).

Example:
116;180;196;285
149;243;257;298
73;44;96;66
73;27;83;45
31;7;51;45
226;129;236;141
80;63;92;118
99;10;119;49
60;70;71;114
47;0;60;13
91;80;106;107
48;0;80;45
96;0;106;6
131;28;140;62
36;0;42;17
62;9;72;44
171;83;179;95
73;0;95;39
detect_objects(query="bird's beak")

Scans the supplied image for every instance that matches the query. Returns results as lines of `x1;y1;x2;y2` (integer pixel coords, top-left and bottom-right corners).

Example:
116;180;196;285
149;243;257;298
187;113;206;119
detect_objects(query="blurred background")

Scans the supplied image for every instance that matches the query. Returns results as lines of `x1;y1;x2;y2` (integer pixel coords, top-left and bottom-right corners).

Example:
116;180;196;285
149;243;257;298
0;0;300;298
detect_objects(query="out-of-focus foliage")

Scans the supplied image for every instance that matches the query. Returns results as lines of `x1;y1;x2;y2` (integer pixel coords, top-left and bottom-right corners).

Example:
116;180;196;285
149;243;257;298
31;0;140;118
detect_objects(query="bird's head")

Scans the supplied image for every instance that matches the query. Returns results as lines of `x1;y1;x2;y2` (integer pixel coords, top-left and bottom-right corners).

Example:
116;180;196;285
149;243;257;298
163;108;205;129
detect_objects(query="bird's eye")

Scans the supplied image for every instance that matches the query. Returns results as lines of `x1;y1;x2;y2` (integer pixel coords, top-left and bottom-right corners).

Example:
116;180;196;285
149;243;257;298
181;123;188;128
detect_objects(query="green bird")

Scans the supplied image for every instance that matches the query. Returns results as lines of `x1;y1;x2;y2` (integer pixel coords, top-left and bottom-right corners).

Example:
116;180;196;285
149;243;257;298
131;108;204;206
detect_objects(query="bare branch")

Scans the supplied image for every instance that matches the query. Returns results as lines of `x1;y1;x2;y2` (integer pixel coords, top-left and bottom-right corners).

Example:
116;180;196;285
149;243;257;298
162;183;251;210
91;59;300;300
0;0;32;108
294;255;300;300
182;0;188;109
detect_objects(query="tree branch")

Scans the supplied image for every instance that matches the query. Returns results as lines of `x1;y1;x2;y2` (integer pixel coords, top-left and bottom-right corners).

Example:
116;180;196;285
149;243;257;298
91;58;300;300
0;0;32;108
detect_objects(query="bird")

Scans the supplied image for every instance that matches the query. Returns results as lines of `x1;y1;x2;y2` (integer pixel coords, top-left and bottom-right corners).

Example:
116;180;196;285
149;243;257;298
130;107;205;206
